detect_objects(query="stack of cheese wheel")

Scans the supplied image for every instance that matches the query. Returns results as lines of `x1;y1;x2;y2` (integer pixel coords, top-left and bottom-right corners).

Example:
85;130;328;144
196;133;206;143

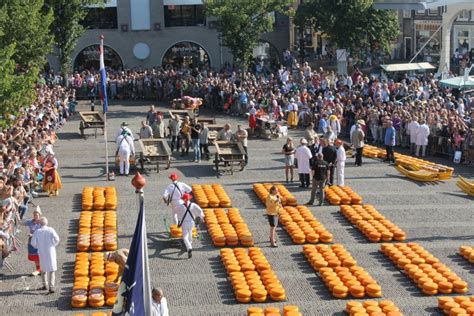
93;187;106;210
212;184;232;207
82;187;94;211
346;300;403;316
72;252;90;308
324;186;362;205
247;305;302;316
362;145;385;158
169;224;197;238
252;183;297;206
192;185;209;208
104;260;120;306
279;206;333;244
380;243;468;295
340;205;407;242
303;244;382;298
204;208;254;247
395;154;454;180
88;252;106;307
438;296;474;315
203;185;221;207
104;211;117;251
90;211;105;251
104;187;117;209
459;246;474;264
220;247;286;303
77;211;92;251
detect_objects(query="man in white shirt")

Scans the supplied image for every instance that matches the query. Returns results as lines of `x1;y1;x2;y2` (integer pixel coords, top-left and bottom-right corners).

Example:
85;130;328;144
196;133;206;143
295;138;313;188
415;119;430;157
162;173;192;224
235;125;248;165
152;287;169;316
407;116;419;155
31;217;60;293
175;193;204;258
335;139;346;186
116;129;135;176
115;122;134;141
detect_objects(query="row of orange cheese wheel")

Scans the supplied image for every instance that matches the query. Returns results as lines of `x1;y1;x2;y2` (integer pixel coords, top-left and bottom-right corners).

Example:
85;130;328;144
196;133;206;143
192;184;232;208
303;244;382;299
77;210;117;252
340;205;407;242
280;206;333;244
169;224;197;238
346;300;403;316
204;208;254;247
72;252;119;308
82;187;117;210
247;305;301;316
74;313;111;316
459;246;474;264
324;186;362;205
220;247;286;303
380;243;468;295
438;296;474;315
253;183;297;206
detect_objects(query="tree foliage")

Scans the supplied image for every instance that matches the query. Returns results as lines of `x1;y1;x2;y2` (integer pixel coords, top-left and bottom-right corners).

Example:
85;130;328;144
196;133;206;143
0;0;53;126
0;0;54;69
44;0;102;73
204;0;293;68
295;0;399;53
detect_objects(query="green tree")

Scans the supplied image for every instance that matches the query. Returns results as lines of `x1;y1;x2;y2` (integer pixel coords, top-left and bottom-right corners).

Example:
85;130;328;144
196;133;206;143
295;0;398;53
204;0;293;68
0;0;54;69
44;0;102;73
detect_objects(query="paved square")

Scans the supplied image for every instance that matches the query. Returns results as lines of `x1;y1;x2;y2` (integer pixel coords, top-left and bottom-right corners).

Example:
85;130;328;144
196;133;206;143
1;101;473;316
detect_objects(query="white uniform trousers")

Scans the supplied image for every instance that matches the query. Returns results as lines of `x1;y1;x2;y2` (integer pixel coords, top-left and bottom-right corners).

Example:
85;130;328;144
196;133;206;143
171;206;179;225
181;221;194;251
42;271;56;289
119;150;130;175
336;162;345;186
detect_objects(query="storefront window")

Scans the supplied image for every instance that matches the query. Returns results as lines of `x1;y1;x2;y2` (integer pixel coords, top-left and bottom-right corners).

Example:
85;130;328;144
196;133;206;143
164;5;205;27
414;21;441;61
74;45;123;71
162;41;210;68
81;7;118;29
252;41;280;69
457;30;470;54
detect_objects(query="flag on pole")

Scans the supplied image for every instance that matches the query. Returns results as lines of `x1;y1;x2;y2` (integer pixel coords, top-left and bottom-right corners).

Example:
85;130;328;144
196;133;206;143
99;36;108;113
112;198;152;315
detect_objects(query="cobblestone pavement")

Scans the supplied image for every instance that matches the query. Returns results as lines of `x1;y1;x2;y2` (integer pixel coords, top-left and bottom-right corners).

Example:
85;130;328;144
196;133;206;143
1;101;473;316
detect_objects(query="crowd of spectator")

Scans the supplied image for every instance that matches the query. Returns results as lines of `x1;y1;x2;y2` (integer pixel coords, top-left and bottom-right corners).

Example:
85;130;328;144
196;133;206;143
1;83;70;278
67;60;473;161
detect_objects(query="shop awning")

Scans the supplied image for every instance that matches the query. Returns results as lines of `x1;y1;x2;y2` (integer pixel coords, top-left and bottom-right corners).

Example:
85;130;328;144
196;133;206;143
381;62;436;72
440;76;474;89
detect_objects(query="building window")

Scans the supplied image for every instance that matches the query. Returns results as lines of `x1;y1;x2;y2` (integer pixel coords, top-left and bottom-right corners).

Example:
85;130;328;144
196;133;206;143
415;10;425;16
162;41;210;68
471;10;474;21
81;7;118;29
457;10;469;22
457;30;470;54
428;8;438;16
164;5;205;27
402;10;411;19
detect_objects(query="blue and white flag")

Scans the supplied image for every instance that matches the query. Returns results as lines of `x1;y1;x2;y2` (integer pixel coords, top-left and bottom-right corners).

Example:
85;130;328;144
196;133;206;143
99;37;109;113
112;198;152;315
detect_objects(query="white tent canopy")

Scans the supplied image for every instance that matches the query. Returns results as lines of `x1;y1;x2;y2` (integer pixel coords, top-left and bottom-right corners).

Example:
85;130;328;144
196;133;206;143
439;76;474;89
380;62;436;72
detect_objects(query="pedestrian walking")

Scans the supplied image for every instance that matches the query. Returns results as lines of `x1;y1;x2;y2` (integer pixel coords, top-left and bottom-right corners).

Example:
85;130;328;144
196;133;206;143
295;138;313;188
265;186;282;247
384;121;396;163
306;153;329;206
162;173;192;225
199;123;210;160
351;122;365;166
335;139;346;186
282;137;295;183
175;193;204;258
31;217;60;293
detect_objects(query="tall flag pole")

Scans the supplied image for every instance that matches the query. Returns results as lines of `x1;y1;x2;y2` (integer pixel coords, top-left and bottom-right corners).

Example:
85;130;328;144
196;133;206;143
112;173;152;315
99;35;110;180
